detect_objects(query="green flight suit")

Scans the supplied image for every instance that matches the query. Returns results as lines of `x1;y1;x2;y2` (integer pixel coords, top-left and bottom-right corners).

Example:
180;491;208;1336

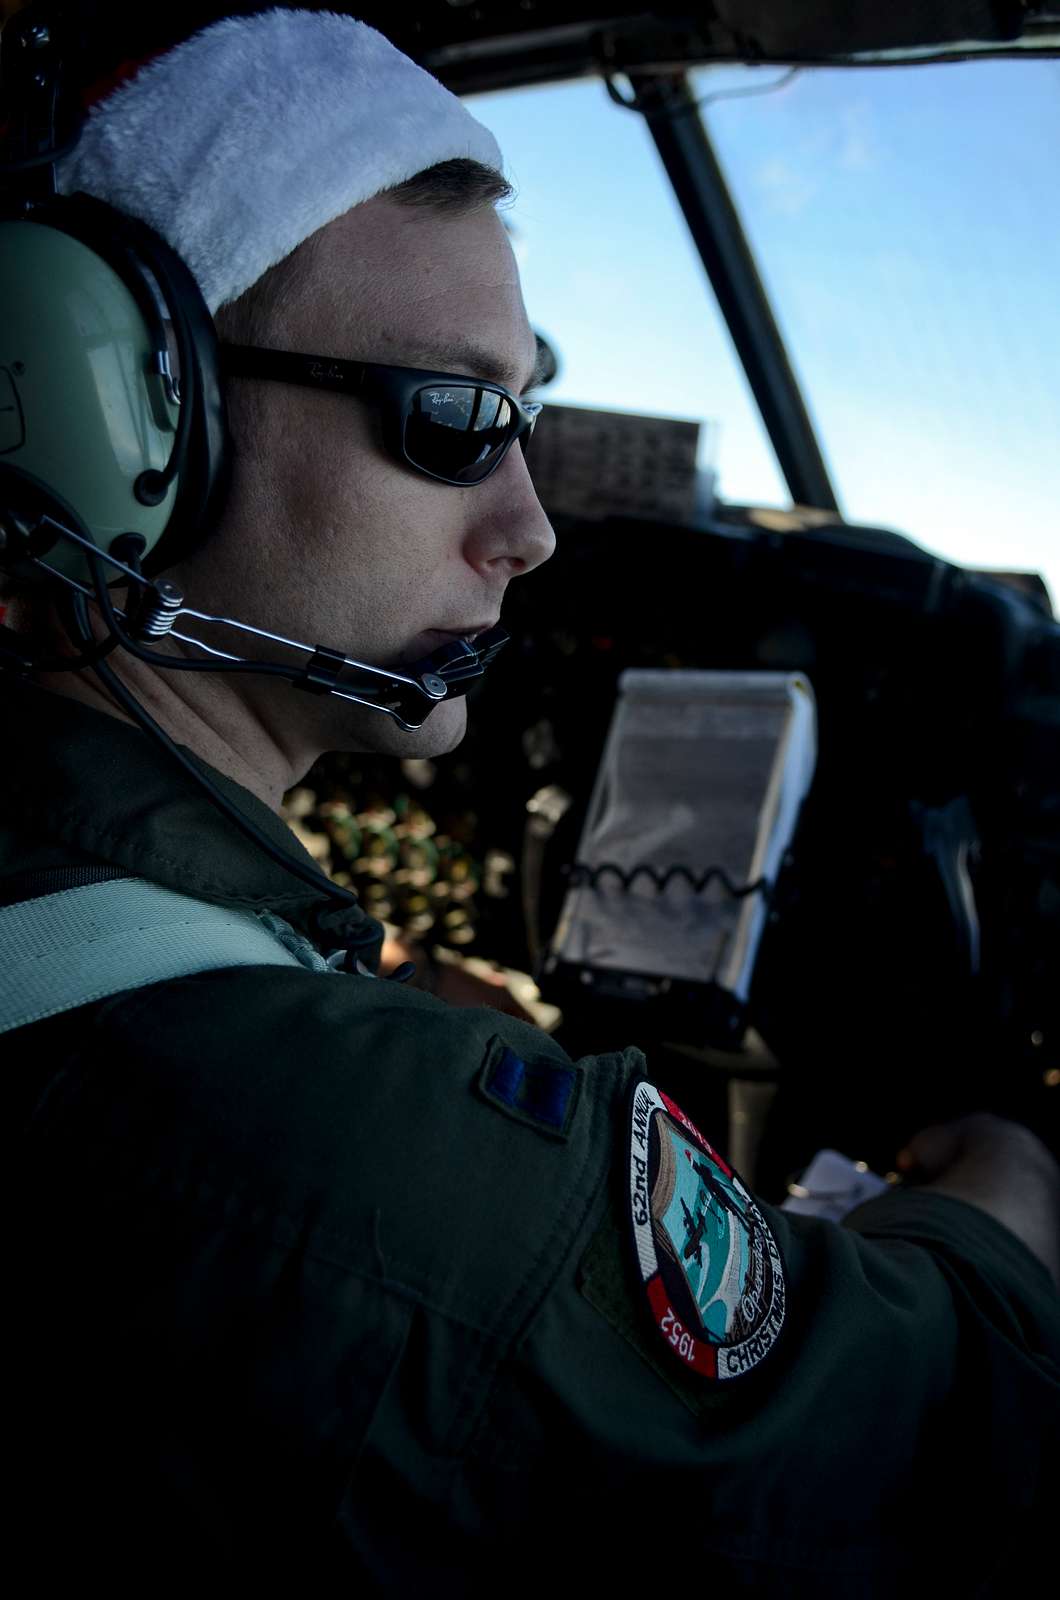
5;679;1058;1594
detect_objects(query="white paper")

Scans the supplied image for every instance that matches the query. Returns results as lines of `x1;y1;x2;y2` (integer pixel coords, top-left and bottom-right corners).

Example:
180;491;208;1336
780;1148;890;1222
551;670;817;999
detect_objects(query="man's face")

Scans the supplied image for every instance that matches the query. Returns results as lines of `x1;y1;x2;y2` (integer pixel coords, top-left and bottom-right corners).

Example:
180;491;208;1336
173;194;555;769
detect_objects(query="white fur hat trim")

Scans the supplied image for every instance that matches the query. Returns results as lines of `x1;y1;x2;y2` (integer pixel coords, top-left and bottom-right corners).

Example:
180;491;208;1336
56;8;503;314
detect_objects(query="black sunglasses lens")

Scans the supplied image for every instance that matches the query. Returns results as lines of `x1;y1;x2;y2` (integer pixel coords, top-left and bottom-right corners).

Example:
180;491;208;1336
405;385;518;483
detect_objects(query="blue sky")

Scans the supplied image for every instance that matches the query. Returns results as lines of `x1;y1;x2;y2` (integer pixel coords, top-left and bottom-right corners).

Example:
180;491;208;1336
472;59;1060;603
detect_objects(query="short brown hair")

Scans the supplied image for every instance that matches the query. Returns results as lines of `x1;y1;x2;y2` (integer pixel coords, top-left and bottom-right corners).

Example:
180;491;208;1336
386;156;512;214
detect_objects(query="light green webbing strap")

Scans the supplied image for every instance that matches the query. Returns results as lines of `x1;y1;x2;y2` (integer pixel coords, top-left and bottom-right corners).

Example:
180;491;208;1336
0;876;318;1036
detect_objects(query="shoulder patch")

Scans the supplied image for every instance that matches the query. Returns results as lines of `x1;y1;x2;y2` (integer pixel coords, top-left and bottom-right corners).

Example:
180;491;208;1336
627;1079;786;1380
477;1042;581;1139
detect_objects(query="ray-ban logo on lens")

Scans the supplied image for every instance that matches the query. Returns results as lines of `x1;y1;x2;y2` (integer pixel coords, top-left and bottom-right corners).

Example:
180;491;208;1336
310;360;346;383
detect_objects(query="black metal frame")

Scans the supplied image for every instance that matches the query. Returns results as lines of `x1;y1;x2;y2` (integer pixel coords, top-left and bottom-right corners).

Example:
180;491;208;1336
626;71;840;514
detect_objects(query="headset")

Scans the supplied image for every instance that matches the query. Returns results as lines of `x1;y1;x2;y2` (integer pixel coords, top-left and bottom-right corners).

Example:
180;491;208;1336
0;4;510;920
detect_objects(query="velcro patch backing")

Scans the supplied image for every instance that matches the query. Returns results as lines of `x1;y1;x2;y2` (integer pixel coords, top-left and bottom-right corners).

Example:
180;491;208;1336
477;1044;581;1139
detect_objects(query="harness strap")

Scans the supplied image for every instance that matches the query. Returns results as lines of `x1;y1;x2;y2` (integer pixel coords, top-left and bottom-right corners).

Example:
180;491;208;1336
0;876;316;1036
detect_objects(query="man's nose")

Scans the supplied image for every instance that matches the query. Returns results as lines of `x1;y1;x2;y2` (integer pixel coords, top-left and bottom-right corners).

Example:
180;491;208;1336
462;446;556;580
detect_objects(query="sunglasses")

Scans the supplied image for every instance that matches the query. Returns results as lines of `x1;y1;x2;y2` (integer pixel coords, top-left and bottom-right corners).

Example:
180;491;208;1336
218;344;543;487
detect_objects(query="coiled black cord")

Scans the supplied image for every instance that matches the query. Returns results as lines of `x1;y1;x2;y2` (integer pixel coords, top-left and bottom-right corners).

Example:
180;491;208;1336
565;861;771;901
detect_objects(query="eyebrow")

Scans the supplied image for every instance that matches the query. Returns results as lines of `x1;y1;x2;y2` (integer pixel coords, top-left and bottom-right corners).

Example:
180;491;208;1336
398;338;547;394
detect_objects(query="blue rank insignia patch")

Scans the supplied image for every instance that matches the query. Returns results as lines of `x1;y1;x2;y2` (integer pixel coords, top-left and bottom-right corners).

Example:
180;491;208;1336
627;1079;786;1380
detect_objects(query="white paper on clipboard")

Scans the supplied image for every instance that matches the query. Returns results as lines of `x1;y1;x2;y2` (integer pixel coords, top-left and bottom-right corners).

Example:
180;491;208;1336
550;670;817;1000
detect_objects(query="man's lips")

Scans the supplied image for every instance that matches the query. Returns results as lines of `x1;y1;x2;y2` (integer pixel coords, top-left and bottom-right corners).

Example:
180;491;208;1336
430;622;498;640
397;623;499;668
417;623;497;646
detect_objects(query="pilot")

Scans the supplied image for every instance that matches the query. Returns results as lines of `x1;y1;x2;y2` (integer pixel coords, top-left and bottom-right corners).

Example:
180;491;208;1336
3;10;1057;1591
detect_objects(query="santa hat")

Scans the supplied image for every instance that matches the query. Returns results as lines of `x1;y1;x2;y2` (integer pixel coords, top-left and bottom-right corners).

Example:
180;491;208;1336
56;8;503;314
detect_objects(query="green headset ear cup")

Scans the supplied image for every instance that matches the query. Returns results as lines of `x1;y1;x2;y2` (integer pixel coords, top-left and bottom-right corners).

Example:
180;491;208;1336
85;199;235;576
0;219;180;580
0;192;231;582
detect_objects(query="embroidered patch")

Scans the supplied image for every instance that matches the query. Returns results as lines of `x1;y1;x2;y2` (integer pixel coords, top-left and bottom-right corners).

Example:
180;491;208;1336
478;1045;580;1139
627;1079;786;1380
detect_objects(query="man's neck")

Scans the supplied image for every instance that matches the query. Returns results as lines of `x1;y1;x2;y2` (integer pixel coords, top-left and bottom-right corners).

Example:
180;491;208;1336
35;636;300;813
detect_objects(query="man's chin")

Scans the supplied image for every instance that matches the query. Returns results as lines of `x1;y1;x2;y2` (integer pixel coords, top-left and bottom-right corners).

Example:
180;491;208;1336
405;694;468;757
340;693;468;759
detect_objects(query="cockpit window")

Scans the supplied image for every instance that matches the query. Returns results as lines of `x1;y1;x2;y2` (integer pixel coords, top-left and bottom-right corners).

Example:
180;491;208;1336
474;59;1059;600
694;58;1060;599
471;78;790;511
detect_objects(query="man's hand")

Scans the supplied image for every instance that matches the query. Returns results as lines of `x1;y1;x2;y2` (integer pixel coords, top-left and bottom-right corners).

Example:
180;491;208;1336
897;1113;1060;1288
428;958;538;1022
381;932;539;1024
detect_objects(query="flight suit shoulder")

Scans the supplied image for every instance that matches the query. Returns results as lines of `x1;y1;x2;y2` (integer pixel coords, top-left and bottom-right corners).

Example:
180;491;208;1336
70;961;646;1340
